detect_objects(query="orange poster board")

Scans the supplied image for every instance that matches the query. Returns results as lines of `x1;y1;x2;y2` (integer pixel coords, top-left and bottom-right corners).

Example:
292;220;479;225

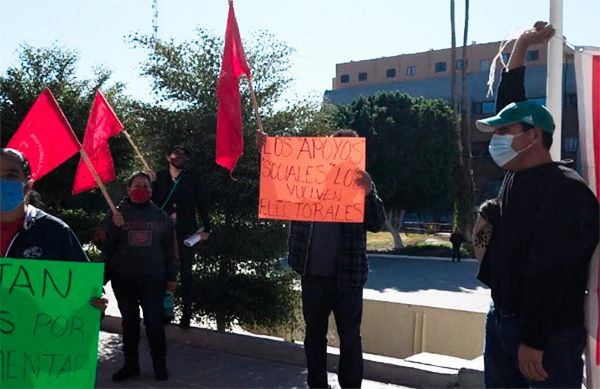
259;136;366;223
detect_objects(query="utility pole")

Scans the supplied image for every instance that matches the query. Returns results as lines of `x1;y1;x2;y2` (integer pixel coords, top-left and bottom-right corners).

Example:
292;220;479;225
547;0;563;160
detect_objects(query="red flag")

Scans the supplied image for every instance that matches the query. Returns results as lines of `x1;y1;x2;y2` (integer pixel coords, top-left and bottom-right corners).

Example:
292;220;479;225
215;0;251;173
72;91;123;194
7;88;80;180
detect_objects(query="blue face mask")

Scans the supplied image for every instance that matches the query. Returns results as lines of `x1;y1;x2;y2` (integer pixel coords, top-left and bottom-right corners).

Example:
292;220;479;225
488;133;530;168
1;179;25;212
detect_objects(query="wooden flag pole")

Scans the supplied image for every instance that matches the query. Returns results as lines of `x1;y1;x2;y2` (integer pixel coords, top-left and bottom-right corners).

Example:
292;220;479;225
78;148;118;214
227;0;262;137
121;129;153;173
247;77;263;135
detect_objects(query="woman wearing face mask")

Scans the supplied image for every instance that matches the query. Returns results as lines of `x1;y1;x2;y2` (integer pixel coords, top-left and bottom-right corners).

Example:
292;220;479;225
0;148;108;311
99;171;177;382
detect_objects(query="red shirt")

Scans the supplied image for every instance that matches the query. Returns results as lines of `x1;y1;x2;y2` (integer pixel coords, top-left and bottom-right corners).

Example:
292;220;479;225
1;218;23;256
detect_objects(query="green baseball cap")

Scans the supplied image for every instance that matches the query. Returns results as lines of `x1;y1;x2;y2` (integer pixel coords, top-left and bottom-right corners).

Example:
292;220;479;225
476;101;555;134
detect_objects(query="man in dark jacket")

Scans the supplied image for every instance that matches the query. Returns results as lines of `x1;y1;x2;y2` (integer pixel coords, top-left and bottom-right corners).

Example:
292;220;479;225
450;229;465;262
258;129;387;389
476;22;599;387
151;145;211;329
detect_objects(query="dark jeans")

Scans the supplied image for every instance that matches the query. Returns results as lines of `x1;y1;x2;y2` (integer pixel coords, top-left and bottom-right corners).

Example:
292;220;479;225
451;245;461;262
484;305;586;388
112;275;167;360
178;235;195;320
301;277;363;389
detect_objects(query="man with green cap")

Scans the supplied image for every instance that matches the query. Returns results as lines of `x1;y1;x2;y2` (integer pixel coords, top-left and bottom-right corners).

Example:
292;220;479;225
475;22;599;387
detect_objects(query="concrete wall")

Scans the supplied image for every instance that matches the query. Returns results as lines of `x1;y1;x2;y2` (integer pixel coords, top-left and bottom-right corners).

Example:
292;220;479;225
247;296;486;360
362;299;485;359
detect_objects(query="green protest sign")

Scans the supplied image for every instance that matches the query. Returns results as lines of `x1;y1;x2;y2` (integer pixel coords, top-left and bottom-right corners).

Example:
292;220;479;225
0;257;104;388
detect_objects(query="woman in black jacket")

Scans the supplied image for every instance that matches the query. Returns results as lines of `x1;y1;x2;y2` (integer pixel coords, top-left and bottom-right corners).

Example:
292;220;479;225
100;171;177;382
1;148;107;311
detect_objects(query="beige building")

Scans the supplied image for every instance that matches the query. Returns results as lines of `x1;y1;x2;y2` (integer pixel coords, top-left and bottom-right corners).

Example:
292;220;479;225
325;40;579;203
331;41;551;90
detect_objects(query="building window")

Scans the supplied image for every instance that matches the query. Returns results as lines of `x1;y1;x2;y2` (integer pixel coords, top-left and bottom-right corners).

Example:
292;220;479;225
482;102;495;113
358;72;368;82
435;62;447;72
473;101;495;115
406;66;416;76
456;59;468;69
480;59;490;73
528;97;546;106
502;53;510;63
340;74;350;83
563;137;578;153
526;50;540;61
386;68;396;78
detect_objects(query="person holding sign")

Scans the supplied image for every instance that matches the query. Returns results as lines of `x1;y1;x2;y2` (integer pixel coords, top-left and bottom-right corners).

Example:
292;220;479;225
151;145;211;329
98;171;177;382
0;147;108;312
257;129;387;389
475;22;599;387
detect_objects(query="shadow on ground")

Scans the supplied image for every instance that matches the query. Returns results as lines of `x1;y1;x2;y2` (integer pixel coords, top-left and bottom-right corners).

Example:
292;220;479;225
97;332;311;388
96;331;407;388
366;256;486;293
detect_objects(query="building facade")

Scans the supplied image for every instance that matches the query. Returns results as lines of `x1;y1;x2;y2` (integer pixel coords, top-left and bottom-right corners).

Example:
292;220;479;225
324;41;579;203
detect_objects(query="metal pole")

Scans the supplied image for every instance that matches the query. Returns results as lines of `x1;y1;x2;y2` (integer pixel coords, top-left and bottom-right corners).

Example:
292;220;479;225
547;0;563;160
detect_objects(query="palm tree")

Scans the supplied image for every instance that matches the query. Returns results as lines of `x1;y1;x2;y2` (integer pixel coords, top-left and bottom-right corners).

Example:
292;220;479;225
460;0;474;237
451;0;474;240
450;0;458;115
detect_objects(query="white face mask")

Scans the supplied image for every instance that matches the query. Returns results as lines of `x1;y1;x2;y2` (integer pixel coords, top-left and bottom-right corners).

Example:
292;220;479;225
488;132;534;168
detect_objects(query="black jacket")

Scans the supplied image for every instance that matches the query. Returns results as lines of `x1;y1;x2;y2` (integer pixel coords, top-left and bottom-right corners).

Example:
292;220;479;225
288;186;387;289
477;67;600;349
3;205;88;262
101;198;177;282
152;169;211;235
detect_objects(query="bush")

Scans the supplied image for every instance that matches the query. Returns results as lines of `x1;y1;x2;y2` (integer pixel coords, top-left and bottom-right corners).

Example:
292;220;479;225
52;208;104;246
186;220;296;330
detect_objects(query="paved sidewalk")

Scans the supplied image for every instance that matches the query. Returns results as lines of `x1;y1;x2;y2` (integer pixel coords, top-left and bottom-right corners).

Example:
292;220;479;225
96;332;410;388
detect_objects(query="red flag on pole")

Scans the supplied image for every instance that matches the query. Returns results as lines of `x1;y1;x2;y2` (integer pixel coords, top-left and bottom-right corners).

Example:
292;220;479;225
215;0;252;174
72;90;124;194
7;88;80;181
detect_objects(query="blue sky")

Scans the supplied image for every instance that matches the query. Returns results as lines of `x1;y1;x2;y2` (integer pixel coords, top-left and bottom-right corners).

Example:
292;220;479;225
2;0;599;103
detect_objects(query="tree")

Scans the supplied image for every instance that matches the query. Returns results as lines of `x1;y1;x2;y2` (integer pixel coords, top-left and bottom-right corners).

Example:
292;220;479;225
449;0;475;239
450;0;458;116
335;92;458;249
0;44;135;213
129;28;333;330
458;0;474;238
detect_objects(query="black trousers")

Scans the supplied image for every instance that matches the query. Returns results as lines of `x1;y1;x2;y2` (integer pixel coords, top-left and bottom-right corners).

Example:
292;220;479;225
112;275;167;361
452;245;461;262
301;277;363;389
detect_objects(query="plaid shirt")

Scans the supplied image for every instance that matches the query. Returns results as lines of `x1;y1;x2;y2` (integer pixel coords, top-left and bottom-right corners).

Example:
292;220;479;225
287;185;387;289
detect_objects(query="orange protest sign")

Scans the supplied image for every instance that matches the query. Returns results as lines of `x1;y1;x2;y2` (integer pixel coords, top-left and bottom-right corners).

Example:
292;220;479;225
259;137;366;223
